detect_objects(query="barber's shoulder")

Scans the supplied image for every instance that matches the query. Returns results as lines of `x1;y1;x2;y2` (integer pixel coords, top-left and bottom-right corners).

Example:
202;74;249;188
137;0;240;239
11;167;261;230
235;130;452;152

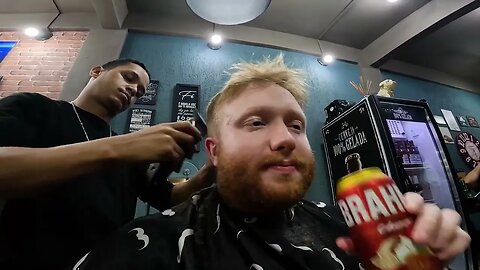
0;92;55;108
3;92;52;101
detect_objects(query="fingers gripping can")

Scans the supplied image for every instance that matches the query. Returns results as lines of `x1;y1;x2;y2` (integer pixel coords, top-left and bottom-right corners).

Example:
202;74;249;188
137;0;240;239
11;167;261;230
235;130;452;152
336;168;442;270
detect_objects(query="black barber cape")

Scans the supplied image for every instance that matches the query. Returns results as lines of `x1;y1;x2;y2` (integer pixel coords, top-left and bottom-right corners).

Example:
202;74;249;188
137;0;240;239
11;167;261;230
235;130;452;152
74;187;363;270
0;93;173;270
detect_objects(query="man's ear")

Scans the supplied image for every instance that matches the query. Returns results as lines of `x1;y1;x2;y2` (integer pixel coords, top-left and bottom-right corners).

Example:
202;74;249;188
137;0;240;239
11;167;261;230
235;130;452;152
205;137;219;166
89;66;103;78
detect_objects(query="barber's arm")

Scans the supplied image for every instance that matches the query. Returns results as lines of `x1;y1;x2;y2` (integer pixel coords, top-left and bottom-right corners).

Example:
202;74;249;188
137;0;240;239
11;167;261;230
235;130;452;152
171;161;215;205
462;164;480;187
0;121;201;198
138;160;215;209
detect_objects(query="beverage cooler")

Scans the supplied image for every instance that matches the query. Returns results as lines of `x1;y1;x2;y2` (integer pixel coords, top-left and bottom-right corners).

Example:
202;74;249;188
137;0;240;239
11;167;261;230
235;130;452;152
322;95;475;270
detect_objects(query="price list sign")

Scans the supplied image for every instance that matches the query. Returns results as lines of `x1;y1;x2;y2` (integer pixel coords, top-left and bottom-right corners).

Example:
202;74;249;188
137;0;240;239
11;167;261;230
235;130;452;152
171;84;200;122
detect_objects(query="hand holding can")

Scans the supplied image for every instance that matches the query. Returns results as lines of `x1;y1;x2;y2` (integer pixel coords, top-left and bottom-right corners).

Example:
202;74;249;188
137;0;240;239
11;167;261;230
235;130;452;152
336;168;442;270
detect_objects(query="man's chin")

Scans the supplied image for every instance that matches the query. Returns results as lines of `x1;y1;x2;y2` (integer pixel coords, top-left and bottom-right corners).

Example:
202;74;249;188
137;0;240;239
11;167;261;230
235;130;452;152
247;186;307;213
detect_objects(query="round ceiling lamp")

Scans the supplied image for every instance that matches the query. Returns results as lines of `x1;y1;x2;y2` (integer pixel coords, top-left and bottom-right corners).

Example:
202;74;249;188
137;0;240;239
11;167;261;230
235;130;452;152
185;0;271;25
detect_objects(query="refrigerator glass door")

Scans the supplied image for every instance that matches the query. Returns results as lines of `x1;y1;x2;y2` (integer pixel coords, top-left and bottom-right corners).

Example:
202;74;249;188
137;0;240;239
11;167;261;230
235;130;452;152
381;103;457;209
381;102;466;269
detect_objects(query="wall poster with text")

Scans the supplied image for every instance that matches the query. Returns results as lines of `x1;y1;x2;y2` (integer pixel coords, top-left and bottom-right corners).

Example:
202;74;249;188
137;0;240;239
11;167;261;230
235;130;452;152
323;100;388;192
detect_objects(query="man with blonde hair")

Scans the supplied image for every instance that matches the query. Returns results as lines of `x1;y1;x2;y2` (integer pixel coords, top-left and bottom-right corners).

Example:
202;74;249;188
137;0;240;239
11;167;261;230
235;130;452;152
74;55;470;270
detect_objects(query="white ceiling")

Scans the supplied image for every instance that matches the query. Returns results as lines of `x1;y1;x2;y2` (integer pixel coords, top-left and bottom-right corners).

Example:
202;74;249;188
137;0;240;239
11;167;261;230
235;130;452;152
321;0;431;48
0;0;478;90
55;0;94;13
392;7;480;84
0;0;94;13
0;0;57;13
126;0;432;49
243;0;353;40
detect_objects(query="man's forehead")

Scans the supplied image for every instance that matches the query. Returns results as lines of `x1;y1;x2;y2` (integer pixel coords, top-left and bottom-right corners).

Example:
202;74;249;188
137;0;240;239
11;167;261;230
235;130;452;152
119;63;150;82
224;84;304;115
218;101;306;129
115;63;148;75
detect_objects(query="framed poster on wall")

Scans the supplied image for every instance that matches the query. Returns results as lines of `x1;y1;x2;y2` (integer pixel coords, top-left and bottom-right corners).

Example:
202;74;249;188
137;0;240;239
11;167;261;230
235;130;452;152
457;116;469;127
126;108;155;133
135;80;159;105
441;109;461;132
171;84;200;122
467;116;479;128
439;126;454;144
433;115;446;125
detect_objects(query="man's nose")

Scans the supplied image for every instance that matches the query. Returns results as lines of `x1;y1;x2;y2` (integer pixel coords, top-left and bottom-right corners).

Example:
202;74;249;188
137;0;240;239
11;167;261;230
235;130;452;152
269;123;296;153
126;85;137;97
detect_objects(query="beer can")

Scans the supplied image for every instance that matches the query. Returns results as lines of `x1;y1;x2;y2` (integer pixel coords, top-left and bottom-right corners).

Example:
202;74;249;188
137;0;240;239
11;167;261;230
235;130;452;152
336;167;442;270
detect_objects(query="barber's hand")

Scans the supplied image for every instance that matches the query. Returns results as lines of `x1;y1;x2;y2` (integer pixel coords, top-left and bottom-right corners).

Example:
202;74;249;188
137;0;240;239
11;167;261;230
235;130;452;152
336;193;471;262
114;121;201;164
463;165;480;187
189;159;216;188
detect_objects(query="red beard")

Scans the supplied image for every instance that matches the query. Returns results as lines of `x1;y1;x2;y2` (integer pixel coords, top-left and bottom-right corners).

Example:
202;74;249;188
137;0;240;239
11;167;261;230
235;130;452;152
216;149;315;213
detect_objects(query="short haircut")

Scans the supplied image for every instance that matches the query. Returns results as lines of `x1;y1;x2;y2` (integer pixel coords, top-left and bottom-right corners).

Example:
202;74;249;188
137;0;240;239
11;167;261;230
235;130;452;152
206;54;308;135
101;58;151;78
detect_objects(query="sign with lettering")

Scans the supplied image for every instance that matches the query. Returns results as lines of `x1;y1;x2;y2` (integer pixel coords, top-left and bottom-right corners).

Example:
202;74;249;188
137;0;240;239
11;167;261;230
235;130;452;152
126;108;155;133
171;84;200;122
380;102;427;123
323;100;387;187
456;132;480;168
135;80;159;105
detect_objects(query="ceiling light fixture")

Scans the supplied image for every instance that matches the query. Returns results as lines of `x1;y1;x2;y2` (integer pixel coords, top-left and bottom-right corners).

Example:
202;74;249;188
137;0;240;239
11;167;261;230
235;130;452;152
210;34;222;46
24;0;60;41
316;40;335;66
24;27;40;37
387;0;398;3
322;54;335;64
207;24;223;50
186;0;271;25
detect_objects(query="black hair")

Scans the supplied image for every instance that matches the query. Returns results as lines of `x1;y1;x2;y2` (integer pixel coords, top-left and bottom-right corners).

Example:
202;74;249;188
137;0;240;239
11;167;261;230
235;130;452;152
101;58;151;78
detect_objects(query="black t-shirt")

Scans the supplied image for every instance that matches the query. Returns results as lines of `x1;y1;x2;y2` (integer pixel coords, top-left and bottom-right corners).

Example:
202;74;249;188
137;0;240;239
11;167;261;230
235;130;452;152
0;93;173;270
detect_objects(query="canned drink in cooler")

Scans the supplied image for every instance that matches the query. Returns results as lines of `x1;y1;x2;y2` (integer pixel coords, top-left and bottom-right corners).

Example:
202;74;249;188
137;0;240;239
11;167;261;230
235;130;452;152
336;167;442;270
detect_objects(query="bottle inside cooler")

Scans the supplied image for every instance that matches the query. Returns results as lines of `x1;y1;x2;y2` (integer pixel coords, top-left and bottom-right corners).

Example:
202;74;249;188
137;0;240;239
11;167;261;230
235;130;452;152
386;119;456;208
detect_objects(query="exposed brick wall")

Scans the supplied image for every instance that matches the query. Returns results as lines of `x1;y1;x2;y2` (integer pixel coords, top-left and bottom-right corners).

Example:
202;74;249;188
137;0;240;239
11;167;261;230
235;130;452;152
0;31;88;99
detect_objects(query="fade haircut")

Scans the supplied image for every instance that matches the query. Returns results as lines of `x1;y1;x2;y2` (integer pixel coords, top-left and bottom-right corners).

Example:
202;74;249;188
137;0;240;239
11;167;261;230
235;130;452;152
101;58;151;78
206;54;308;135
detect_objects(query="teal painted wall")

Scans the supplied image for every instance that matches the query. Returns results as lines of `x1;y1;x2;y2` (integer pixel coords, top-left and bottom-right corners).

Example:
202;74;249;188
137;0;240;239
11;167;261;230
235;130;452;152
380;71;480;173
114;33;363;204
113;33;480;205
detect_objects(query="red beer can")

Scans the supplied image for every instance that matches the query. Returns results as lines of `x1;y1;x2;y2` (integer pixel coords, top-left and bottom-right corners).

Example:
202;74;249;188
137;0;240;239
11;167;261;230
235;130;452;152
336;167;442;270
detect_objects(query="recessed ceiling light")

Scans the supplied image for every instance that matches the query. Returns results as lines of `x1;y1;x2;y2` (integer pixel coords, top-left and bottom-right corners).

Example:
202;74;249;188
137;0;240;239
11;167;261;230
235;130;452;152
387;0;398;3
210;34;222;45
24;27;40;37
317;54;335;66
207;34;223;50
323;54;335;64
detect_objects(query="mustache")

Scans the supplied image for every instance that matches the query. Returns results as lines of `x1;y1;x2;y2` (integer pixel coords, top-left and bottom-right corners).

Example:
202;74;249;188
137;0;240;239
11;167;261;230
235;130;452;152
260;154;313;170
